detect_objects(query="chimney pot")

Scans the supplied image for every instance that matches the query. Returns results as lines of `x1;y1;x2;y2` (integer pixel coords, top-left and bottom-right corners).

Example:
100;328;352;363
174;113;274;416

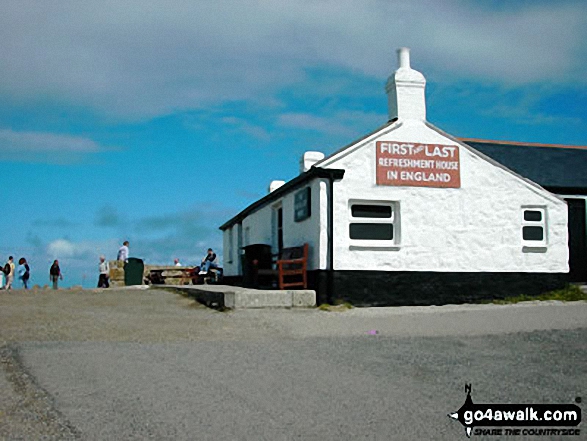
398;47;410;69
300;151;325;173
385;47;426;121
269;180;286;193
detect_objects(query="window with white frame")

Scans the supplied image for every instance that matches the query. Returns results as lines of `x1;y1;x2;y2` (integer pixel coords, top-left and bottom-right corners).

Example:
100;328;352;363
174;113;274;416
522;207;546;247
349;201;398;245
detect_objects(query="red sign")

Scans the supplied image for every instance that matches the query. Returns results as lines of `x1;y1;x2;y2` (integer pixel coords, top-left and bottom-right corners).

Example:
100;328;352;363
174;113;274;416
376;141;461;188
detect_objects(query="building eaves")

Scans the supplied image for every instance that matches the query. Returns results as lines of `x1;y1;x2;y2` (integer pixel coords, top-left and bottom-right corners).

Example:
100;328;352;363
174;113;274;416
459;137;587;150
219;167;345;231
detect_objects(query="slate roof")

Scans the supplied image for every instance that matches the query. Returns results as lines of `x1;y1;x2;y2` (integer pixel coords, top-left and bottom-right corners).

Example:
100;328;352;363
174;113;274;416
461;138;587;194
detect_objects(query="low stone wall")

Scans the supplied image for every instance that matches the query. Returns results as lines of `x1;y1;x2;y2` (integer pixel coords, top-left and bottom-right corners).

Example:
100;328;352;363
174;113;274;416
108;261;198;287
108;260;125;287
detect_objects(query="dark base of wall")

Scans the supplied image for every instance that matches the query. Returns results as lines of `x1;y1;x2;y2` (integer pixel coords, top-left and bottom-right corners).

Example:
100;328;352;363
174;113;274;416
221;275;244;287
308;270;568;306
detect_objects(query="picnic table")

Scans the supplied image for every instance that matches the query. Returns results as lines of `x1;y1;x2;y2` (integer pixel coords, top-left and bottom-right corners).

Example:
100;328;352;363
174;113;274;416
146;266;222;285
147;267;199;285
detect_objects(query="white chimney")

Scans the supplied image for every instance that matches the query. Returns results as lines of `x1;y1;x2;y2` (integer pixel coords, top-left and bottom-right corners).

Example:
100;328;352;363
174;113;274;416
269;180;286;193
300;151;325;173
385;48;426;121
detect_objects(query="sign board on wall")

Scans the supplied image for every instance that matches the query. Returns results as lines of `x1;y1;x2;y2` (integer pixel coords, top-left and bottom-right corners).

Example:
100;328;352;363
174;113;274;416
376;141;461;188
294;187;311;222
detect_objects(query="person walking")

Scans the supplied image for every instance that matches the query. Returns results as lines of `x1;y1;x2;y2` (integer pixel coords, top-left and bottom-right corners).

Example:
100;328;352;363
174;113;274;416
98;256;110;288
117;241;129;262
4;256;15;290
17;258;30;289
49;260;63;289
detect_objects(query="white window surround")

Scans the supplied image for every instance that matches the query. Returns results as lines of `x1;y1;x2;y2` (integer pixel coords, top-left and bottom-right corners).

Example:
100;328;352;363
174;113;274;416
521;206;547;250
348;200;400;249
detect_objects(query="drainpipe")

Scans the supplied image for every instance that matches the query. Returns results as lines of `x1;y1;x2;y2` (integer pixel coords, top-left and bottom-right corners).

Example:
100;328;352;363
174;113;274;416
328;176;335;304
309;166;344;303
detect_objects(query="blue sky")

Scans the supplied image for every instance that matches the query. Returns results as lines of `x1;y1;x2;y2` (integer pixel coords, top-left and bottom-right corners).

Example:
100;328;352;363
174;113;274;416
1;0;586;287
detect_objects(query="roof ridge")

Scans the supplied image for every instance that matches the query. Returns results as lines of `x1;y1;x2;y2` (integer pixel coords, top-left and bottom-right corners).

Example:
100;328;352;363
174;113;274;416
459;137;587;150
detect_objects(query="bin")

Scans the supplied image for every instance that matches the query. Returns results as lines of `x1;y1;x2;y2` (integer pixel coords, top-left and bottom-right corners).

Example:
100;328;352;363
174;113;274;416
242;244;272;287
124;257;144;286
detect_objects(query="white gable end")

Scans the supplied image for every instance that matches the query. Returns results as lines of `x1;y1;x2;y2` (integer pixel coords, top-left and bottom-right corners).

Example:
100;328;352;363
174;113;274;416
316;119;568;273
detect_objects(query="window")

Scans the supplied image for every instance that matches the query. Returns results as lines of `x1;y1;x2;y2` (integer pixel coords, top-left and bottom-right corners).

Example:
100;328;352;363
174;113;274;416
350;223;393;240
349;201;398;245
522;207;546;247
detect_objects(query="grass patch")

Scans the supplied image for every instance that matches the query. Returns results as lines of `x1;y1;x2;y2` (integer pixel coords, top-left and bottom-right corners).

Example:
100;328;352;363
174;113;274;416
317;302;353;312
488;285;587;304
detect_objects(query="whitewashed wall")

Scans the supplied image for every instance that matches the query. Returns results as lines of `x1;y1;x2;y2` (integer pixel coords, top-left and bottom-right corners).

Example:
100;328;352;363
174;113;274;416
223;178;327;276
222;226;236;276
318;119;568;273
223;120;569;276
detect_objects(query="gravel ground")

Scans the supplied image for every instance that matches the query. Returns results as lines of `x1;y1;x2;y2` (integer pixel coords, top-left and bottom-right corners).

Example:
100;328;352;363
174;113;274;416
0;288;586;440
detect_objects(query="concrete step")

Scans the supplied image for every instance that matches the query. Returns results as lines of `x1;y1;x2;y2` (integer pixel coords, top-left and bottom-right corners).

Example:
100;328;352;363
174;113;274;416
162;285;316;309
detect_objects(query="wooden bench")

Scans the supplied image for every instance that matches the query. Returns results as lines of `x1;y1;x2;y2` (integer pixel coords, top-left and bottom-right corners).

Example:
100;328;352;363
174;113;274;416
255;244;308;289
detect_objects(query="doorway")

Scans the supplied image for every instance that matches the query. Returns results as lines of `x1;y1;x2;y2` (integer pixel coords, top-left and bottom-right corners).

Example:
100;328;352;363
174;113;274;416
565;198;587;282
272;204;283;253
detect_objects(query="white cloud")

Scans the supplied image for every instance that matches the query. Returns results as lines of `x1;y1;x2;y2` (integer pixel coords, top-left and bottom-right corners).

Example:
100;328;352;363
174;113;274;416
0;0;584;119
221;117;271;142
0;129;101;153
47;239;77;258
0;129;105;162
46;239;114;259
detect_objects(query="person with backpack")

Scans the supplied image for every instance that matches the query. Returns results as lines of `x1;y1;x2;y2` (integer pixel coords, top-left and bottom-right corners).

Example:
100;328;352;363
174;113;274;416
49;260;63;290
4;257;14;290
17;258;30;289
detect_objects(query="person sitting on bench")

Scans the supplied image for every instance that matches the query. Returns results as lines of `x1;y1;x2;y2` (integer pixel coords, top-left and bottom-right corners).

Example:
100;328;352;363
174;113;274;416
199;248;220;275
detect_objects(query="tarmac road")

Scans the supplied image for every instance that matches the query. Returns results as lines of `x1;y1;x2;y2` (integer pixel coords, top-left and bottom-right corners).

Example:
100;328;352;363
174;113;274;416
0;288;586;440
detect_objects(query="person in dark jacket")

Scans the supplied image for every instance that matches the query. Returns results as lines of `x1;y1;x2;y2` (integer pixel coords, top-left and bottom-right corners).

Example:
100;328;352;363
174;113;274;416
17;258;30;289
199;248;219;275
49;260;63;290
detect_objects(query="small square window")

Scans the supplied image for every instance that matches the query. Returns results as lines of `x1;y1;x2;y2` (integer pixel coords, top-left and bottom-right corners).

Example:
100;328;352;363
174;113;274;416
524;211;542;222
522;207;546;247
523;226;543;241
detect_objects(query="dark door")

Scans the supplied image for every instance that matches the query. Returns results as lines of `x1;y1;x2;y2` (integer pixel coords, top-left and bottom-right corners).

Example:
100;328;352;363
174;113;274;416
565;198;587;282
277;207;284;253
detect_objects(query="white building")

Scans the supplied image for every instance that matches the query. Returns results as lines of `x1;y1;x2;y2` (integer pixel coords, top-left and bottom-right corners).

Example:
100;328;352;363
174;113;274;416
220;48;573;306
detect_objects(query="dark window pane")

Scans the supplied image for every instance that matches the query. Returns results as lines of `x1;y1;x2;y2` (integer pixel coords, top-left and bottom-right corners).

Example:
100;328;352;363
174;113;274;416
350;223;393;240
524;210;542;222
352;205;392;218
523;226;544;241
